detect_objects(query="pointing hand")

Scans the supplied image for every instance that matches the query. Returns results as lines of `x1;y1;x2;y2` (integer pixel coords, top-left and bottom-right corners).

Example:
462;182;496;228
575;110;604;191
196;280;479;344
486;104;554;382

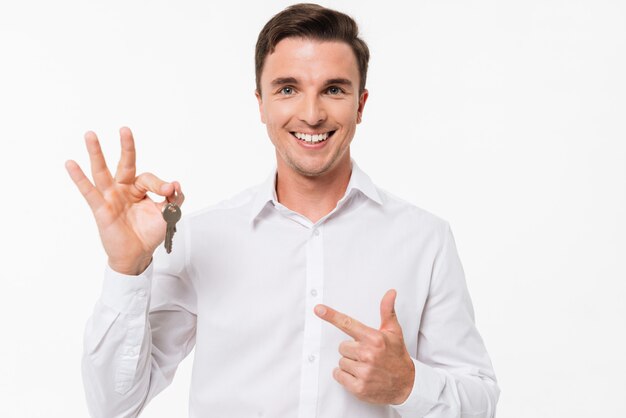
314;289;415;405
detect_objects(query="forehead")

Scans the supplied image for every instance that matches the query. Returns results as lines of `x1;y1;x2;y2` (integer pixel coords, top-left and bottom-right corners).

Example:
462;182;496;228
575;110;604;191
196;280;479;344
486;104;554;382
261;38;359;86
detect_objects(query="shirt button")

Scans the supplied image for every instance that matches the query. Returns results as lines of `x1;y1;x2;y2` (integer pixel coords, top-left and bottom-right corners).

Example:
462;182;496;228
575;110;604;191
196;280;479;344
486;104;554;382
310;288;318;297
313;228;320;236
308;354;316;363
137;290;146;298
127;348;137;356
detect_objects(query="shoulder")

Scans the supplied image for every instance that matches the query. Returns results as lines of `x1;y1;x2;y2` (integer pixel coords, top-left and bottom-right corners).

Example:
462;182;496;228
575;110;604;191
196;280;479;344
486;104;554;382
379;187;448;226
351;161;450;236
376;186;451;239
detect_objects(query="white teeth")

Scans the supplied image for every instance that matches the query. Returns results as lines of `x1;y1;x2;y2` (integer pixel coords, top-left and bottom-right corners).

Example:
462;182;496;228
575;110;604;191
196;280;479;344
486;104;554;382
294;132;330;143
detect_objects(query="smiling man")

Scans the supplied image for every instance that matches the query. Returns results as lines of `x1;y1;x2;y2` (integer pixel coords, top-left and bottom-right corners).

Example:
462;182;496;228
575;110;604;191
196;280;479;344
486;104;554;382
69;3;499;418
256;35;368;223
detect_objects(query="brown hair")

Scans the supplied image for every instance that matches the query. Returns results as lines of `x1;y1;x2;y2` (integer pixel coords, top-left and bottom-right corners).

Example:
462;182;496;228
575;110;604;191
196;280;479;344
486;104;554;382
255;3;370;95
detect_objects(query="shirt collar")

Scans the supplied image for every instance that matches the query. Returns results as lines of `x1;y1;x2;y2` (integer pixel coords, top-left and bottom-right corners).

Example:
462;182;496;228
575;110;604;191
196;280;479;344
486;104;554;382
346;159;384;206
248;159;383;224
248;167;279;223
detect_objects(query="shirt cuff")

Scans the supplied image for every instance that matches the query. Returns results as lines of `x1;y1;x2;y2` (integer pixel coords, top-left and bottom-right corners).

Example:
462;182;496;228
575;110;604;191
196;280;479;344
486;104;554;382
391;358;446;417
100;261;153;315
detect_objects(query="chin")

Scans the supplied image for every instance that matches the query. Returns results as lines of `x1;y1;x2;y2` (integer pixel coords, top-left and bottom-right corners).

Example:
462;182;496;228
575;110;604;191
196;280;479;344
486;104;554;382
291;157;343;178
292;164;328;177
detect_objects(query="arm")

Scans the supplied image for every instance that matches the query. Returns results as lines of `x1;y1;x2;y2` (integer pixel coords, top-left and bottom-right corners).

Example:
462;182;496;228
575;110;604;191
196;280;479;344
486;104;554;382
392;223;499;417
66;127;192;417
315;222;499;417
82;248;196;418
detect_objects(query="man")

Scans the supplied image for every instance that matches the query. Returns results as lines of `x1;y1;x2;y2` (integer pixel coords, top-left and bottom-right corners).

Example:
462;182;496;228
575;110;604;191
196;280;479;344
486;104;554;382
66;3;499;417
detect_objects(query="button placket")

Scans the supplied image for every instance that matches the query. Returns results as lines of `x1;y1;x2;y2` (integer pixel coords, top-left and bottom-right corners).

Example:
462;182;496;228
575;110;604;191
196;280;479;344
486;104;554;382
297;226;324;418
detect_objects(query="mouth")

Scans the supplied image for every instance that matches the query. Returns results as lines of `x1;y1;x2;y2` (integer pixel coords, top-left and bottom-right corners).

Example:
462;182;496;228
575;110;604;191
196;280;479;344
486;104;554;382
291;130;336;144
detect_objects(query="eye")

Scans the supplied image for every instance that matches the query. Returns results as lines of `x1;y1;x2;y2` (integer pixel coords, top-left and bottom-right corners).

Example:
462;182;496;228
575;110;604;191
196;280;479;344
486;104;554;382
279;86;295;95
327;86;344;95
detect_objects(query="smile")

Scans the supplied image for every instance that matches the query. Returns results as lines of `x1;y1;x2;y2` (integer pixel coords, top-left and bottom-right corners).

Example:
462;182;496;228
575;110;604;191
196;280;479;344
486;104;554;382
291;131;335;144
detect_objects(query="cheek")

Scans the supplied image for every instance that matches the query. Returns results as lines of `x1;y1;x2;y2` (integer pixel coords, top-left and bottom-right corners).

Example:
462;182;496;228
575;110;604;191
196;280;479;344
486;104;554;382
334;103;360;126
328;98;359;117
264;102;292;126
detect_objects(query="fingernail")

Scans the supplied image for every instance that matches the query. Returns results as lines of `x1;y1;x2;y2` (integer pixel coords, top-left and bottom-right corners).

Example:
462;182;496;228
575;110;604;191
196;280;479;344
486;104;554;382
315;306;326;316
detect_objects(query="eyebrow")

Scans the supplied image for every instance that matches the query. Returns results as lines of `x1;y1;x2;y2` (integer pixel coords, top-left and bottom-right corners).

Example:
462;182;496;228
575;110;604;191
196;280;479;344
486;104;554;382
324;78;353;87
269;77;353;88
270;77;298;87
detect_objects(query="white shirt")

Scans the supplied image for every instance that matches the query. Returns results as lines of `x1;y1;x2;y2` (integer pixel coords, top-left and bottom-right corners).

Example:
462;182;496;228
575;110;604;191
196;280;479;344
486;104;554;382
82;161;499;418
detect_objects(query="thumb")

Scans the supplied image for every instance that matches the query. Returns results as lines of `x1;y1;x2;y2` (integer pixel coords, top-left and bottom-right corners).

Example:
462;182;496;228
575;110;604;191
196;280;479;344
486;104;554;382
379;289;402;333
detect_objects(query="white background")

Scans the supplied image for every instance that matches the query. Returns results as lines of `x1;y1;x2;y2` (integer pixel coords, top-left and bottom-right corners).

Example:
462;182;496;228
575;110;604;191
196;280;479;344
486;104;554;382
1;0;624;417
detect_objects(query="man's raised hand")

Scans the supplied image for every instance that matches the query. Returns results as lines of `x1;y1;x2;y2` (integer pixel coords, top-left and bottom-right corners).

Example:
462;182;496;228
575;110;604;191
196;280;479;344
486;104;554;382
314;289;415;405
65;127;184;275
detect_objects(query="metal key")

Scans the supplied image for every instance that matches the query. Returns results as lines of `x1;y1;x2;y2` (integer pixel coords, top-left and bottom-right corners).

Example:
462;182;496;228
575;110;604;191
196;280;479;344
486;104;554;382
162;203;182;254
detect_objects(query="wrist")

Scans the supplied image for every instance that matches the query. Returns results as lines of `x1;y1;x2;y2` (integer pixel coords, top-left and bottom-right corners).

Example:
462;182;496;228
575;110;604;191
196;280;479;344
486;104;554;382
391;355;416;405
108;256;153;276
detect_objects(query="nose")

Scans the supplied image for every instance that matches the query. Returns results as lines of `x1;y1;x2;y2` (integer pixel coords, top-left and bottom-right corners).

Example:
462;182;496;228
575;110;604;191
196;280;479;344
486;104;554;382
298;95;327;126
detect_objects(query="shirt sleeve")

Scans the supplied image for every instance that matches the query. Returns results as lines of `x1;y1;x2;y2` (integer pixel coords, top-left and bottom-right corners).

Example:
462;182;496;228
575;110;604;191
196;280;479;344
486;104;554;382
82;223;197;418
391;222;500;417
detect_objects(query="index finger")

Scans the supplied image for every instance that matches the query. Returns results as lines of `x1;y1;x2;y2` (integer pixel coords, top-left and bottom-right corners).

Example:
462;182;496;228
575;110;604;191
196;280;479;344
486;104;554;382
167;181;185;206
314;304;373;342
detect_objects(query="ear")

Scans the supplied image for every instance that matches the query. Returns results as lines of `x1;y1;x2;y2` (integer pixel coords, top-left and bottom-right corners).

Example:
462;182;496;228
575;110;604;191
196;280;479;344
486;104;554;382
356;89;369;124
255;89;266;124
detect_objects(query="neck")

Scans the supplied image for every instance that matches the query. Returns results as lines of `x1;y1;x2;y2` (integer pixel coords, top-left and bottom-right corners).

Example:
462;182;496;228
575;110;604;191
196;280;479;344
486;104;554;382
275;156;352;224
